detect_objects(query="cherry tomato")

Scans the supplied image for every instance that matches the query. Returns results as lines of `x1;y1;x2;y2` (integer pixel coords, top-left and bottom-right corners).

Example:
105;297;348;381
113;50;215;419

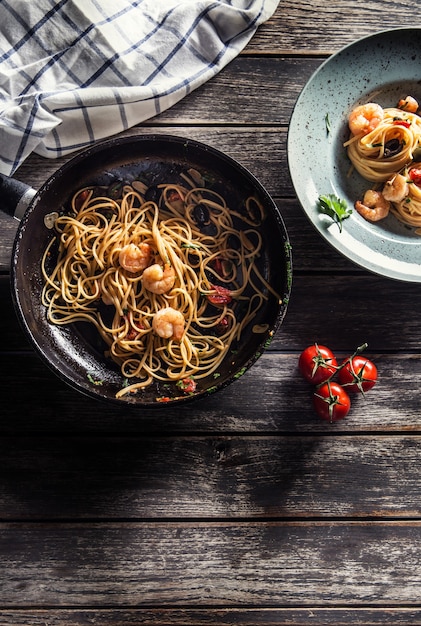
215;315;231;335
393;120;411;128
207;285;232;306
177;377;197;394
338;356;378;393
168;190;182;202
313;382;351;422
212;258;224;276
298;344;337;385
74;188;90;211
409;168;421;186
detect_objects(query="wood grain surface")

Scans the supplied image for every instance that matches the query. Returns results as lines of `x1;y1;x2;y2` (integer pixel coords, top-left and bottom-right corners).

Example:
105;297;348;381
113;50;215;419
1;1;421;624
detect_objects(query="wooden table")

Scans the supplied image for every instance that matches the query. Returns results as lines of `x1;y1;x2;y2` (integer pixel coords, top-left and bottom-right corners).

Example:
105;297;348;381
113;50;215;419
1;1;421;623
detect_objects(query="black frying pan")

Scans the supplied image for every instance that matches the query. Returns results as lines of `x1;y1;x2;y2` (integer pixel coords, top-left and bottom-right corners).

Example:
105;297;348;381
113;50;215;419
2;134;292;406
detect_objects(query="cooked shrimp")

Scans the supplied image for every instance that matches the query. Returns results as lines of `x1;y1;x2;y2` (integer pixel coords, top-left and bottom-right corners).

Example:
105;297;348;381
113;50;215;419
152;307;185;341
142;263;175;294
397;95;419;113
382;173;409;203
348;103;384;136
354;189;390;222
119;243;151;273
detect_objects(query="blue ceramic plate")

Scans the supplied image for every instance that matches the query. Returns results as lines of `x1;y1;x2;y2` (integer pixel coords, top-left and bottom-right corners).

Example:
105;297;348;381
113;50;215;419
288;27;421;282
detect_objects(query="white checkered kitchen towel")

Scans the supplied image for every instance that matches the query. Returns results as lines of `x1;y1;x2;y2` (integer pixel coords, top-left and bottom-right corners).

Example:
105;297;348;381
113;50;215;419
0;0;279;175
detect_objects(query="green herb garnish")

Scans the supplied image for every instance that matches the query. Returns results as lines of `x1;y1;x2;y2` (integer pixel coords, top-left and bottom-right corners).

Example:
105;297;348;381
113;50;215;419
233;367;247;380
181;242;201;250
317;194;352;232
87;373;103;386
325;113;331;134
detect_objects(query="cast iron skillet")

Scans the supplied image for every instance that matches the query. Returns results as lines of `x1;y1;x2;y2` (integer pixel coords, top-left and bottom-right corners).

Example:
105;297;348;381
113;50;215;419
2;134;292;406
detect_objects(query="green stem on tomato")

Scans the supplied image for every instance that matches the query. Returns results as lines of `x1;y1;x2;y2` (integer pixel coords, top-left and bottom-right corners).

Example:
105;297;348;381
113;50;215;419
315;342;368;389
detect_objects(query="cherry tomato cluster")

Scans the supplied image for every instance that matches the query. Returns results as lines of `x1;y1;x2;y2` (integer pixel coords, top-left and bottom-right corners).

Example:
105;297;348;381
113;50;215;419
298;343;378;422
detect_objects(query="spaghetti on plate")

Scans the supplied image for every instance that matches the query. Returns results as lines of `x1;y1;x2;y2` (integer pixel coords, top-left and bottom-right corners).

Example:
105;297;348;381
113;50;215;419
344;96;421;231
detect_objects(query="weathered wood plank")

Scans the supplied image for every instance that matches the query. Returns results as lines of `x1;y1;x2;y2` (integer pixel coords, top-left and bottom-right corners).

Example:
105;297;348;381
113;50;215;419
0;348;419;433
0;522;420;606
156;57;319;124
247;0;421;53
0;607;420;625
0;435;419;519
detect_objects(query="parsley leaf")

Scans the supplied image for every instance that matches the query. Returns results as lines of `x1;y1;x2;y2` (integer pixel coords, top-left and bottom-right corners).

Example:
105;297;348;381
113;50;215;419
317;194;352;232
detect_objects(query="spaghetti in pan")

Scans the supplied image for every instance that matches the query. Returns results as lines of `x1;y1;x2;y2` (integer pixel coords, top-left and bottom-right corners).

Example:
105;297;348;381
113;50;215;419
41;171;281;398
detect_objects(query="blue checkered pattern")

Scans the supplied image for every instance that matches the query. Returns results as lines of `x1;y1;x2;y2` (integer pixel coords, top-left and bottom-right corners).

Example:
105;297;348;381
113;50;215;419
0;0;279;175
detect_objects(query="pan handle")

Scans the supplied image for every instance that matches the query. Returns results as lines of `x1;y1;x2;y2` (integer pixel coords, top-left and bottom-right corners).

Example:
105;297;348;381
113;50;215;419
0;173;36;222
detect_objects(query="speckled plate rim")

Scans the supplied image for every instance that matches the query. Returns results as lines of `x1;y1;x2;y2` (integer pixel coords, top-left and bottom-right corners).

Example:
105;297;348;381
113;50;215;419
288;27;421;282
